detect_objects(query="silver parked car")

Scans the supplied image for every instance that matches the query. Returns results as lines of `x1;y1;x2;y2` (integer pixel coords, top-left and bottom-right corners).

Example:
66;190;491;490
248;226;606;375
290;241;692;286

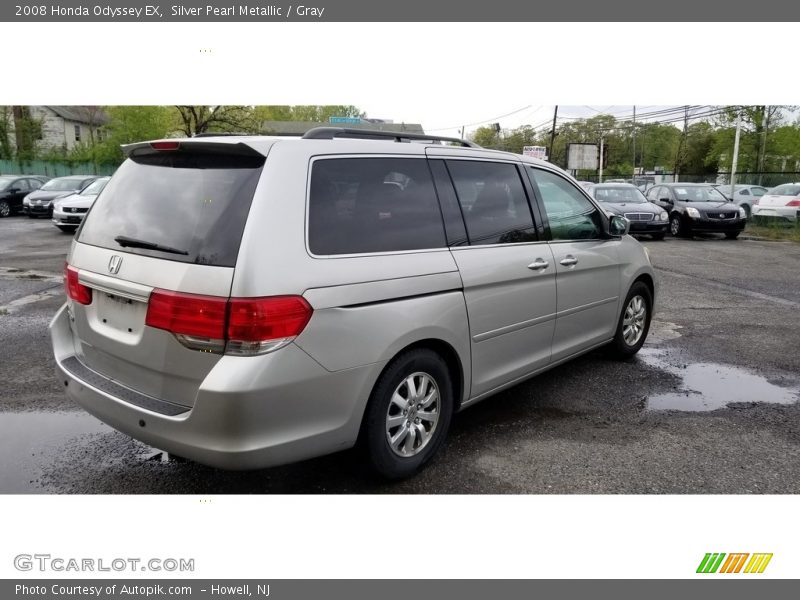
712;184;768;218
51;129;657;478
52;176;111;232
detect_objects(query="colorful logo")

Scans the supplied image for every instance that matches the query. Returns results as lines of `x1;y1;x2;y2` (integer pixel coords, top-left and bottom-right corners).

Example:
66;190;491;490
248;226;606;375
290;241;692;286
697;553;773;574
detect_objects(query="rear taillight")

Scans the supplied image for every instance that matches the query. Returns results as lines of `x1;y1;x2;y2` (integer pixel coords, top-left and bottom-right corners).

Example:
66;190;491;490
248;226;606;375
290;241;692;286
786;198;800;207
64;263;92;305
145;289;312;356
227;296;313;356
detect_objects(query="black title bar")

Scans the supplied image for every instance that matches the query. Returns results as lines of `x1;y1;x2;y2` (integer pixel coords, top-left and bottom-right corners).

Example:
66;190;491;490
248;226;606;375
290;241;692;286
3;1;800;21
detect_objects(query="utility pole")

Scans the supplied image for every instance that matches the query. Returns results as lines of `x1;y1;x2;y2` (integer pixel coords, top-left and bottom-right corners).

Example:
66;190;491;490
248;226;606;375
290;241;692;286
757;106;770;185
632;105;636;181
730;111;742;200
598;134;604;183
673;105;690;182
548;105;558;165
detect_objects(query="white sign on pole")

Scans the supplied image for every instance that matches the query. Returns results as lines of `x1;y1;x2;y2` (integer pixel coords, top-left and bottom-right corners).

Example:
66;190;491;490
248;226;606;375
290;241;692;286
567;143;599;170
522;145;548;160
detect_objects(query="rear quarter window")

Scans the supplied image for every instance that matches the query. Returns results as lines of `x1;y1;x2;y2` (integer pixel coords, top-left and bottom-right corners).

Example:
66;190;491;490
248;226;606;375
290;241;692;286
308;157;446;255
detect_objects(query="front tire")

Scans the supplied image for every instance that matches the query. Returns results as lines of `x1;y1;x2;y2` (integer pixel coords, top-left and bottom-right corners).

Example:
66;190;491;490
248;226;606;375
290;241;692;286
609;282;652;359
0;200;10;218
725;232;740;240
669;214;688;238
362;349;453;479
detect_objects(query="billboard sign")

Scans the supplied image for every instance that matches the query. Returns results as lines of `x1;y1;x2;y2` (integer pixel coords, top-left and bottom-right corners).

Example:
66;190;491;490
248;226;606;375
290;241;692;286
567;143;599;170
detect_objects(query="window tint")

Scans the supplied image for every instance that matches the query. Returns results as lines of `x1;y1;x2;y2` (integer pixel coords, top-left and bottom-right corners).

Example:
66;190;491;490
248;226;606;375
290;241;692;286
528;168;602;240
78;151;264;267
446;160;535;245
646;186;660;201
308;158;446;255
14;179;29;191
27;179;42;190
753;187;767;196
429;160;468;246
739;189;750;195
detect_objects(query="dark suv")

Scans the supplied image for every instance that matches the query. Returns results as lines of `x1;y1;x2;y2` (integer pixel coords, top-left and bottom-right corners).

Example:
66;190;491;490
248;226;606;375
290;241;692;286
0;175;49;217
646;183;746;239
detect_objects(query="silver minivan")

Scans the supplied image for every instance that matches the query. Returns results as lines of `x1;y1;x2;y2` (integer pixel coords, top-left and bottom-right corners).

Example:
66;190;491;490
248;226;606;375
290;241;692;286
51;128;656;478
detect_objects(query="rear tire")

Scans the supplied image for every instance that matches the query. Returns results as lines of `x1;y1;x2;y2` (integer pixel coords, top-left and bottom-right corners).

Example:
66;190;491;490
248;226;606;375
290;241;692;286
609;282;652;359
362;348;453;479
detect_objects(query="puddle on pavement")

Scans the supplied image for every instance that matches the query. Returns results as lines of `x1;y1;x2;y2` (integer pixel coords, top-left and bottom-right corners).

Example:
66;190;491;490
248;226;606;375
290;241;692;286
0;411;109;493
639;348;799;411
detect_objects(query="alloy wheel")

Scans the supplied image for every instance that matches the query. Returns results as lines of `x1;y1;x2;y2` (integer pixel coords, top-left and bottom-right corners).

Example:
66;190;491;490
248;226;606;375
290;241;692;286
385;371;440;457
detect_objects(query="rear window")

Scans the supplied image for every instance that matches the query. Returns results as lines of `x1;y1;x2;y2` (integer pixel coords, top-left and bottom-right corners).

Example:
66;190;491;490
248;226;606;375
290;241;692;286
308;157;446;255
78;150;264;267
769;184;800;196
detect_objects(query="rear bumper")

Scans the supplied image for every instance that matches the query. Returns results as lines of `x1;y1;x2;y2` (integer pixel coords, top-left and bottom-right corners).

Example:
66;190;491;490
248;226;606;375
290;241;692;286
50;303;383;470
752;206;799;222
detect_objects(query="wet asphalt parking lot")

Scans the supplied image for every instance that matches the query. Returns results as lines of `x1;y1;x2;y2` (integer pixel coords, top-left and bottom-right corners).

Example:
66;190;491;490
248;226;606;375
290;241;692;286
1;216;799;493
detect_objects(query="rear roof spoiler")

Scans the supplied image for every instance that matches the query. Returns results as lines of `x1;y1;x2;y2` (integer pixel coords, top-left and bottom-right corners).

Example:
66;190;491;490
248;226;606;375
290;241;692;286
122;139;266;158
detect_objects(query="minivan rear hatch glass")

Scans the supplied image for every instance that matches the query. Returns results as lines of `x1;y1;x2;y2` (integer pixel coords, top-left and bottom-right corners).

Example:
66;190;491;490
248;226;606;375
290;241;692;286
78;145;265;267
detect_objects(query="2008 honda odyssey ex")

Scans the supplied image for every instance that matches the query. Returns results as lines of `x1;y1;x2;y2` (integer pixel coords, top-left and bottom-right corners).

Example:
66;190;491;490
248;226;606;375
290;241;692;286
51;128;656;478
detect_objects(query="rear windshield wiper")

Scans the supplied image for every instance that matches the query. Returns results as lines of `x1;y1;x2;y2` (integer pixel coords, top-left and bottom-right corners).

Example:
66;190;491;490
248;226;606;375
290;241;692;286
114;235;189;256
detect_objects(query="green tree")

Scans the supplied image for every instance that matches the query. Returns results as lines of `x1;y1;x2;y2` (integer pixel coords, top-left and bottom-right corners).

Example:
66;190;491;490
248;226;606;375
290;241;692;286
174;106;259;136
0;106;13;159
677;122;718;175
254;105;364;126
11;106;43;160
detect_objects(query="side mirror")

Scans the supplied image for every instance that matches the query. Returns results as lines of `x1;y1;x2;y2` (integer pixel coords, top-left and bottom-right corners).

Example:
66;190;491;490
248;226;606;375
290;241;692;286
8;188;19;193
608;215;630;237
659;197;672;204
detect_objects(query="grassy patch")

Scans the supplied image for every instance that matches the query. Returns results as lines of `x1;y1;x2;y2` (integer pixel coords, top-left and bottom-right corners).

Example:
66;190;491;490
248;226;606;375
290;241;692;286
745;221;800;242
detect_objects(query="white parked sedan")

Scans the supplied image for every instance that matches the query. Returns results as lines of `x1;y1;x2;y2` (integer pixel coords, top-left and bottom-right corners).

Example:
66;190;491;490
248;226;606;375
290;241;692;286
52;177;110;232
752;183;800;223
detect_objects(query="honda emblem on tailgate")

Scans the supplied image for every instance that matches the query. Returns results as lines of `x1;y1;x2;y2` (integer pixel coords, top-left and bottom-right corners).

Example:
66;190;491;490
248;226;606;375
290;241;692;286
108;255;123;274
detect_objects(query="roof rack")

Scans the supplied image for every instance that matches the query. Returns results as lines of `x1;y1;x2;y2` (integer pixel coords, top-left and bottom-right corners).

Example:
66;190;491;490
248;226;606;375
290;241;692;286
301;127;480;148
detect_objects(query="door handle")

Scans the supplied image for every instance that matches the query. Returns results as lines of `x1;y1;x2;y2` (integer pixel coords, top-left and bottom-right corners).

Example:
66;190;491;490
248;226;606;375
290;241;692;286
527;258;549;271
559;255;578;267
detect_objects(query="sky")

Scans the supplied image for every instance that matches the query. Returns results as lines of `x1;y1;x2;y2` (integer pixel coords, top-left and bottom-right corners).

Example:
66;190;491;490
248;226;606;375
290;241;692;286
4;22;795;140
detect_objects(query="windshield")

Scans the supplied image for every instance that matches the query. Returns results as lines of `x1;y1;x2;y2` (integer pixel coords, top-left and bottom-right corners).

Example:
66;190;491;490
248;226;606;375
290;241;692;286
41;178;88;192
79;178;109;195
78;150;264;267
673;186;728;202
769;184;800;196
593;186;647;204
